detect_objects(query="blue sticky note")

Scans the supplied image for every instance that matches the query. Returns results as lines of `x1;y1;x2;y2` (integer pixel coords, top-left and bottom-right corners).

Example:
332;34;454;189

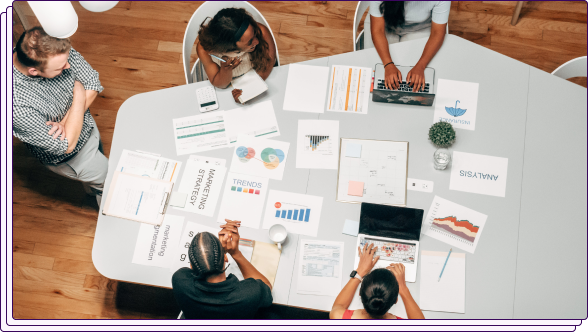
342;219;360;237
346;143;362;158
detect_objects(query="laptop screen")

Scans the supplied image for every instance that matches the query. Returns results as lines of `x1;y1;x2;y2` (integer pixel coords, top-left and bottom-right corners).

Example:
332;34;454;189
359;203;424;241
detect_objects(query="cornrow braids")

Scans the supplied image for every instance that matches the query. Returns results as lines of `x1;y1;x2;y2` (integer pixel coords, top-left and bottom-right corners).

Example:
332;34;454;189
188;232;226;279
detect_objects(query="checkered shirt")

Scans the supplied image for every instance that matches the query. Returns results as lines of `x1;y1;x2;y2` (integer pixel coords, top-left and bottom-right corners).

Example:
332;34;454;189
12;48;104;165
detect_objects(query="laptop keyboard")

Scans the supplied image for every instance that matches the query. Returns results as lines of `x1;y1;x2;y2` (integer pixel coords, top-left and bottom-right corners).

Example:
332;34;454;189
377;79;430;93
360;237;416;264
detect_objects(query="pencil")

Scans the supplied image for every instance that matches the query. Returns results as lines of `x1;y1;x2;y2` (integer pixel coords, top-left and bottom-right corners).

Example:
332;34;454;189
438;248;452;282
209;54;226;63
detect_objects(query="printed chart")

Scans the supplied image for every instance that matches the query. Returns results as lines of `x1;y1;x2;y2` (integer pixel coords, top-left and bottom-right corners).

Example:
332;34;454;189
422;196;488;253
262;190;324;237
223;100;281;145
229;136;290;180
173;113;229;155
327;65;371;114
296;120;339;170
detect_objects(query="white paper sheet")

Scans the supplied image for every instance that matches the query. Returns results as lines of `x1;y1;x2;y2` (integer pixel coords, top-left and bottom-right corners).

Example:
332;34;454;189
342;219;359;237
226;239;254;280
326;65;371;114
283;64;330;113
232;69;268;103
173;112;229;155
420;250;466;313
132;215;184;268
229;135;290;181
297;239;344;296
223;100;280;146
188;154;226;168
174;158;227;217
170;221;219;273
422;196;488;254
449;151;509;197
296;120;339;169
116;150;182;183
433;79;479;130
216;172;269;229
262;190;324;237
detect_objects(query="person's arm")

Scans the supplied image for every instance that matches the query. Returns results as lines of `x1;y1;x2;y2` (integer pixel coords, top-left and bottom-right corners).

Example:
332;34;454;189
218;219;272;290
406;22;447;93
255;24;276;80
330;243;380;319
387;263;425;319
63;81;87;153
196;43;242;89
370;15;402;89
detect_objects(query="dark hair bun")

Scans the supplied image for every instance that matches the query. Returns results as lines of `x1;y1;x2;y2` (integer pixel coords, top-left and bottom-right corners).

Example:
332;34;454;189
188;232;226;279
359;268;400;317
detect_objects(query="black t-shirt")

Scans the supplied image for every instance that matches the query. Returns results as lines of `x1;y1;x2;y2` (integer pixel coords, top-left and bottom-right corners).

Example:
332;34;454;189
172;268;273;319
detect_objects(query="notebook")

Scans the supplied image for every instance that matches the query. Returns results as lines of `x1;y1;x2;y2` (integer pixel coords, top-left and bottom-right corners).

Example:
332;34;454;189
231;69;268;103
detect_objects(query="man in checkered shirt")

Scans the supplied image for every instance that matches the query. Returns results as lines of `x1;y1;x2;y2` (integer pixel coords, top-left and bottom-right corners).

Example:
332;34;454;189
13;27;107;206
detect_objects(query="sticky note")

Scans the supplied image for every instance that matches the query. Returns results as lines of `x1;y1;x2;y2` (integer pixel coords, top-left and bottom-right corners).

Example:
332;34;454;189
342;219;360;237
348;181;364;197
346;143;362;158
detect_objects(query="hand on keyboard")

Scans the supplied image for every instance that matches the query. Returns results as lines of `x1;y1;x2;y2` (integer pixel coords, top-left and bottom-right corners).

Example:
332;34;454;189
384;64;402;90
377;79;430;93
406;66;426;93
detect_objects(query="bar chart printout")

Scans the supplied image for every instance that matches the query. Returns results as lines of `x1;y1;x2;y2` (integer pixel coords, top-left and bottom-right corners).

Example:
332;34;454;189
262;190;324;237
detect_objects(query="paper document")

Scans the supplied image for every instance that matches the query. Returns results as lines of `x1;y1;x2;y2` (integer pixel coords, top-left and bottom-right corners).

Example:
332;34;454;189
449;151;508;197
174;157;227;217
297;240;344;296
433;79;479;131
231;69;268;103
224;100;280;145
217;172;269;229
420;250;466;313
296;120;339;169
188;154;226;167
327;65;371;114
132;215;184;268
226;239;254;280
422;196;488;254
170;221;219;272
251;241;281;287
173;112;229;155
103;172;173;225
262;190;324;237
116;150;182;183
283;64;330;113
230;135;290;181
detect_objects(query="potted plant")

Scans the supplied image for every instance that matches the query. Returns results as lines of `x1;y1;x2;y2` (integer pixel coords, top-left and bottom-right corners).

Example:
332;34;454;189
428;122;456;170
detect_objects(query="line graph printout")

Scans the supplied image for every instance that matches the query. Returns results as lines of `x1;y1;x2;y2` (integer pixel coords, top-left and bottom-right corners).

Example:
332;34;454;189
337;139;408;206
173;112;229;155
327;65;371;114
422;196;488;253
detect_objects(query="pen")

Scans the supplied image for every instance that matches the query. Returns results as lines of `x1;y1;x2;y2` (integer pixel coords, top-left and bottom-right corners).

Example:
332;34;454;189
209;54;226;63
438;248;452;282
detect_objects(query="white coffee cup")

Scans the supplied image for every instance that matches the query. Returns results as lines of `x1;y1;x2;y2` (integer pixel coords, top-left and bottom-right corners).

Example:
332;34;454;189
269;224;288;251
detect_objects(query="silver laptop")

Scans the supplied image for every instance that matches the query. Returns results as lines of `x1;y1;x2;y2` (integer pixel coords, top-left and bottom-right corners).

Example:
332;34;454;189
372;64;436;106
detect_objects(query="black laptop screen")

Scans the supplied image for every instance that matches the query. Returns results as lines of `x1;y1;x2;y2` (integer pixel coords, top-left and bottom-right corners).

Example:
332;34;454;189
359;203;424;241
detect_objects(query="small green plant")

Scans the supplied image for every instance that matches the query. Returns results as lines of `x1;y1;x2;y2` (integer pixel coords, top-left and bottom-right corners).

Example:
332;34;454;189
428;122;456;147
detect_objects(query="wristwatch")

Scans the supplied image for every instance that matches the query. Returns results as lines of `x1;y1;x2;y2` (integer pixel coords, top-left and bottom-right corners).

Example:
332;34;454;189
350;270;363;282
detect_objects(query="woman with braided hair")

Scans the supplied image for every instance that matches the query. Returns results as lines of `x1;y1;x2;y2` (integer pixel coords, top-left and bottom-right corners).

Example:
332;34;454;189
172;220;273;319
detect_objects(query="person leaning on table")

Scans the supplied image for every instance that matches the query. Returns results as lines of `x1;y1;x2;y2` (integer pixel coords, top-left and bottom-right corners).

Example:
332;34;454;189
172;220;273;319
12;27;107;206
365;1;451;93
196;7;277;103
329;243;425;319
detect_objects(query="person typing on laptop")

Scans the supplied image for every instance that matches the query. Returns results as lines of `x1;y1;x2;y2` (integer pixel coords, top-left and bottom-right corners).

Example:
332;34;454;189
367;1;450;93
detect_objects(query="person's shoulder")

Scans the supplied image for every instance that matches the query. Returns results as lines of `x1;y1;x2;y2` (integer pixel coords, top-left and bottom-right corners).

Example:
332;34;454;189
172;267;195;282
240;278;271;292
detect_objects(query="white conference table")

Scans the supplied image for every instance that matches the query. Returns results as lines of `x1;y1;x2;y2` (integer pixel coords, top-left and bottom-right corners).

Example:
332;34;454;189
92;35;587;319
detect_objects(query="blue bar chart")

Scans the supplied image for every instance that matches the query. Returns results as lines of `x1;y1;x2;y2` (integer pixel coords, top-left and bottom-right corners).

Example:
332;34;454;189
274;208;311;222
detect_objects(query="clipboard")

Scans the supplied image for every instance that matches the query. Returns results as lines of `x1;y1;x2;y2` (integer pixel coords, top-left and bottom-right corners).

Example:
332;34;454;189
102;172;173;225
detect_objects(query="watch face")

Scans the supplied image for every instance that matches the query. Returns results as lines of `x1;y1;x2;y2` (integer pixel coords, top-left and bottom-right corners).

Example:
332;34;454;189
350;270;357;278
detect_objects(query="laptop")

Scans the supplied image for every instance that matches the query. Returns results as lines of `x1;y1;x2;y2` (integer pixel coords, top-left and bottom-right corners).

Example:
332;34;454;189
354;203;424;283
372;63;436;107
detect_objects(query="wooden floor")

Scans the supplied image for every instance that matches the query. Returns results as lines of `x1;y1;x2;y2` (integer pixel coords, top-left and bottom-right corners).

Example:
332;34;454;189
11;1;587;320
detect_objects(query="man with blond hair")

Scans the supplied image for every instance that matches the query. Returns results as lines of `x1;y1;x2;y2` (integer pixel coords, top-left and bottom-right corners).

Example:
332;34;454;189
13;27;107;206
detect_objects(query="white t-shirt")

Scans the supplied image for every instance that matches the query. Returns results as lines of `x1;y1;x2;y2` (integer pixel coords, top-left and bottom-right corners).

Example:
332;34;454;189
369;1;451;25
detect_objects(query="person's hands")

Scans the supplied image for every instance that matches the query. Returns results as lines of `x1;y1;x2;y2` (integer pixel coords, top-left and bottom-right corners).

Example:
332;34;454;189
47;121;66;140
232;89;243;104
384;63;402;90
220;56;242;72
406;65;426;93
387;263;407;288
218;219;241;256
356;243;380;277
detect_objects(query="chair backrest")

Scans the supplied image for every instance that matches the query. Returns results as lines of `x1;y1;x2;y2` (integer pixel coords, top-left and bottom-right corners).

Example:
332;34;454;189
353;1;370;51
182;1;280;84
551;56;587;80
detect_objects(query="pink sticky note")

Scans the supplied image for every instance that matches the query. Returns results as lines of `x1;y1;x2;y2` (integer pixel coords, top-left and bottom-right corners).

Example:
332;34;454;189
348;181;364;197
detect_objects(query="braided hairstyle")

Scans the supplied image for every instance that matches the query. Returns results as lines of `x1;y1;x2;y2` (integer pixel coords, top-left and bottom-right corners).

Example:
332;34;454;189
188;232;226;279
360;268;399;318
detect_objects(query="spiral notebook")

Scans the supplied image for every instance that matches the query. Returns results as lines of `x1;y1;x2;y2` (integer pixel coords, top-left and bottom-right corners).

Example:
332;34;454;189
231;69;268;103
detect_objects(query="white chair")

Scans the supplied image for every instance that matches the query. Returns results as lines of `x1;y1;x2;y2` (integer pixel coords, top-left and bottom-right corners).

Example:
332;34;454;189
182;1;280;84
353;1;449;51
551;56;587;80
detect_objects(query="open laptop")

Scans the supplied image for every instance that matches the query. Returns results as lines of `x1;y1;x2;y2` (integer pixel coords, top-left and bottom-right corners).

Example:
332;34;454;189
354;203;424;283
372;63;436;107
